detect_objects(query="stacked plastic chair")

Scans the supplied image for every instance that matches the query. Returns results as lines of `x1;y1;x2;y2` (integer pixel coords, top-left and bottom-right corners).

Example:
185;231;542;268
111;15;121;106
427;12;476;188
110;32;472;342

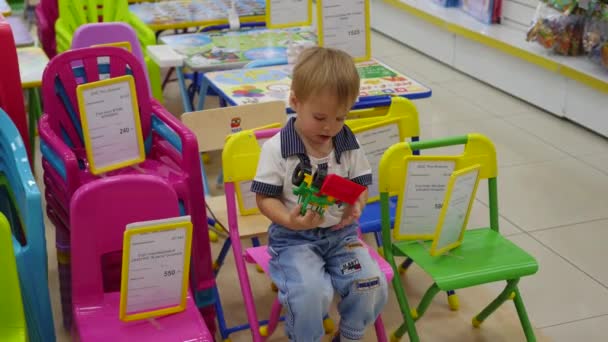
54;0;163;101
39;46;216;332
35;0;58;58
69;174;213;341
0;17;31;162
0;212;27;342
0;108;56;341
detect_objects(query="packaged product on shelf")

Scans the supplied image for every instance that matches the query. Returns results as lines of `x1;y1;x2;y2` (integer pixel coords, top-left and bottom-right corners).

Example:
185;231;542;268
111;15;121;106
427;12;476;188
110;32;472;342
431;0;461;7
527;3;586;56
584;2;608;68
461;0;496;24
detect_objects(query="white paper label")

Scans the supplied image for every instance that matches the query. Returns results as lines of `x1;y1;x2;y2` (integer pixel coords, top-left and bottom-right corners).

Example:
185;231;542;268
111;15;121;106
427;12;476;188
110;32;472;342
125;227;187;314
355;124;400;199
398;161;455;236
435;169;478;251
80;79;141;171
319;0;367;59
239;180;258;212
269;0;309;26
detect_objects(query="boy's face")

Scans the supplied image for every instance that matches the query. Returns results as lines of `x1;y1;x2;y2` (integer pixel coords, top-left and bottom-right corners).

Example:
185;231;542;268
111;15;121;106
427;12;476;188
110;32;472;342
290;91;348;149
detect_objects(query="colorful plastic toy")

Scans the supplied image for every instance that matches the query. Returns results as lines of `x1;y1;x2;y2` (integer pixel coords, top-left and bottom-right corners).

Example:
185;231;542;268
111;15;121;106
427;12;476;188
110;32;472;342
291;163;366;216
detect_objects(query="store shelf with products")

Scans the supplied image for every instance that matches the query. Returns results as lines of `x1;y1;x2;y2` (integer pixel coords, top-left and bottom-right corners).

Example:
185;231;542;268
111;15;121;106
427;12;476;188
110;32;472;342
371;0;608;138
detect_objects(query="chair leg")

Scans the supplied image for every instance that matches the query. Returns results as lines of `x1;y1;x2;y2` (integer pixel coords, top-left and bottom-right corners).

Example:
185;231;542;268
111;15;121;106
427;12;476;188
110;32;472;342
398;258;413;275
388;263;419;342
472;279;519;328
412;283;440;320
446;290;459;311
259;298;282;337
512;286;536;341
373;315;388;342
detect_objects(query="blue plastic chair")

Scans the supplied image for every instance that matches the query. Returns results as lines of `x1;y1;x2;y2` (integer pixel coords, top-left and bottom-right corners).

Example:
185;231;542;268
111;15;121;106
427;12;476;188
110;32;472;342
0;108;55;342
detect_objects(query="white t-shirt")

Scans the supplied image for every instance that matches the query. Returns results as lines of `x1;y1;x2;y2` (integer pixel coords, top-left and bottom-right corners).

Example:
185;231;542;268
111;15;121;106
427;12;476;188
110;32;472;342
251;118;372;228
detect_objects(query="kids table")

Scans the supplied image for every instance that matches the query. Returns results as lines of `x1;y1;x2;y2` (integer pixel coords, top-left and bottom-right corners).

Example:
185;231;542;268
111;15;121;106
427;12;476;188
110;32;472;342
150;26;316;111
17;47;49;162
129;0;266;32
197;58;433;112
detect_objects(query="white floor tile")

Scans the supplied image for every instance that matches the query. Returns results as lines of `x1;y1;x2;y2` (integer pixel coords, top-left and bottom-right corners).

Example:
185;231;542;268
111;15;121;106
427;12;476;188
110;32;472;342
541;315;608;342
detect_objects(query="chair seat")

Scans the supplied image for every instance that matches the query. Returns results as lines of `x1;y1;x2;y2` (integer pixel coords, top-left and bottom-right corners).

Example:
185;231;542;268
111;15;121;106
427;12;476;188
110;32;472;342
359;196;397;234
74;292;212;342
245;240;394;281
393;228;539;291
206;196;270;238
0;327;27;342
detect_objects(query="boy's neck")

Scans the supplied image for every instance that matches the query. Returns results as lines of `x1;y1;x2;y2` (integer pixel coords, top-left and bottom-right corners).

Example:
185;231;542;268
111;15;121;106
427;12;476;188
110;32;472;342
294;120;333;158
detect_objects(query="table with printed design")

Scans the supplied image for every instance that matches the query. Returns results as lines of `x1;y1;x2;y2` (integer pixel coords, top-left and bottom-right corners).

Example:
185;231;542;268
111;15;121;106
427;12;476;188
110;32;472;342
160;26;316;71
129;0;266;31
197;58;433;112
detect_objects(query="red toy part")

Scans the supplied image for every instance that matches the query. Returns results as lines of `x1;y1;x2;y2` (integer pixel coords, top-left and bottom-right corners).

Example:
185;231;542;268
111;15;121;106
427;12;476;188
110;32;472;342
319;174;366;205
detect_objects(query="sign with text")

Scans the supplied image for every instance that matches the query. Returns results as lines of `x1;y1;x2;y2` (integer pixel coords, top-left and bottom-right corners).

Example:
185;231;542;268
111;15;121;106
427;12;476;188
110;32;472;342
394;158;456;240
317;0;370;61
430;165;480;256
266;0;312;28
119;216;193;322
77;75;145;175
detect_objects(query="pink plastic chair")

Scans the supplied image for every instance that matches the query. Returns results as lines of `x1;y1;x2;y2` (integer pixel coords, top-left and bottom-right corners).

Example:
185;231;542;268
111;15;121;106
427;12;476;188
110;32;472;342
35;0;58;58
221;128;393;341
69;174;213;341
71;22;152;97
0;16;30;162
39;46;215;331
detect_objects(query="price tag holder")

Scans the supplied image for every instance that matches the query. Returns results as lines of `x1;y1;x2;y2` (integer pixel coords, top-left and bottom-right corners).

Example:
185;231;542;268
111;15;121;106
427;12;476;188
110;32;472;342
317;0;371;62
429;165;480;256
91;41;133;52
266;0;312;28
393;157;457;241
77;75;145;175
119;216;193;322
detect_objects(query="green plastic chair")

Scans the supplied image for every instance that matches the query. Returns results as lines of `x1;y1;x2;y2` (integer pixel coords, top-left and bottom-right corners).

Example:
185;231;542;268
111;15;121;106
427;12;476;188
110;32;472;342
54;0;163;101
0;212;27;342
378;134;539;342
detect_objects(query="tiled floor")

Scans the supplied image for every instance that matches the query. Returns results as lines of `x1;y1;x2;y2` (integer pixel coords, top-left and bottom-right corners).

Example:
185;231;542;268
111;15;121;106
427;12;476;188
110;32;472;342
39;31;608;341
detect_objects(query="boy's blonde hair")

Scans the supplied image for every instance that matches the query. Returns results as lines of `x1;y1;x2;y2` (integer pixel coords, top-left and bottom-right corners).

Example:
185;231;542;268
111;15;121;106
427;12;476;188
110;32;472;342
291;47;360;111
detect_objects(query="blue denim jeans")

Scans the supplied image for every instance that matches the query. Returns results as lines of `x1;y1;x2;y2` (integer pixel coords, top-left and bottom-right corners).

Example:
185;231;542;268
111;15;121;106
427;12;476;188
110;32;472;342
267;223;388;342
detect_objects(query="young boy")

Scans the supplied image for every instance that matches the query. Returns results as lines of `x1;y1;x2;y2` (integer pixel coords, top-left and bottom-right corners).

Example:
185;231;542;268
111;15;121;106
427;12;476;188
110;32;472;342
251;47;388;342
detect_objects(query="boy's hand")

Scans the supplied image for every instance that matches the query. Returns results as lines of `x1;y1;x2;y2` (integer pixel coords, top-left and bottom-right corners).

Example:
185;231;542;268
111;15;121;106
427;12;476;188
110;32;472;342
287;204;324;230
333;201;363;230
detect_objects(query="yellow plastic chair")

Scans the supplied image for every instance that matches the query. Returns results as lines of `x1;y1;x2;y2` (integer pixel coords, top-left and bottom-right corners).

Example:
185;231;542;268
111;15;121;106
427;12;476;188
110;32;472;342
0;212;27;342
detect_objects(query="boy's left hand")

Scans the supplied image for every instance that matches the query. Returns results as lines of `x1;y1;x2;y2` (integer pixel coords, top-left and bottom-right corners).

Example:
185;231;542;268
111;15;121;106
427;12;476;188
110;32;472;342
333;201;363;230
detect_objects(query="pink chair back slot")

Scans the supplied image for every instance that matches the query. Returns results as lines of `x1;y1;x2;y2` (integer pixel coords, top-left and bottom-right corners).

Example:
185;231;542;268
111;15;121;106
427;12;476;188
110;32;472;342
71;22;152;96
41;46;152;157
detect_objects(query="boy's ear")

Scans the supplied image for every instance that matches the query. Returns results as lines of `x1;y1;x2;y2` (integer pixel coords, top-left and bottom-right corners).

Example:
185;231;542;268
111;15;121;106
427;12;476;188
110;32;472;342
289;91;299;111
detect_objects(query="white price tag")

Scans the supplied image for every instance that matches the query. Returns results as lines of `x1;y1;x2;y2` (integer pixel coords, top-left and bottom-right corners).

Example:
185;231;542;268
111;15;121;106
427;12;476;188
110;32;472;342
120;216;193;321
398;160;455;237
355;124;400;200
77;75;145;175
318;0;369;61
267;0;311;28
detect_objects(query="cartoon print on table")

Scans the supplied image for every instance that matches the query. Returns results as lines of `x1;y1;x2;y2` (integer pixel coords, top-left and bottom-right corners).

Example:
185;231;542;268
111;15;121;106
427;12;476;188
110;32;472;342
214;68;288;85
230;117;242;133
232;85;265;98
243;47;287;60
202;46;240;62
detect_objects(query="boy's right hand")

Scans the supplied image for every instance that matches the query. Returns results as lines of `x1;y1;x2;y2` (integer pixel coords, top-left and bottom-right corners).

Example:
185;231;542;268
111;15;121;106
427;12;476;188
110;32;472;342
287;204;323;230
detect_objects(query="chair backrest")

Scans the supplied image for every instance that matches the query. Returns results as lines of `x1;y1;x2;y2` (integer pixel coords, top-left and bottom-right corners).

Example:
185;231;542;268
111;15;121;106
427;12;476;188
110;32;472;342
0;108;55;342
71;22;152;96
70;174;180;306
0;213;27;341
35;0;59;57
378;134;499;237
181;101;286;153
58;0;130;33
0;17;30;160
41;46;153;160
